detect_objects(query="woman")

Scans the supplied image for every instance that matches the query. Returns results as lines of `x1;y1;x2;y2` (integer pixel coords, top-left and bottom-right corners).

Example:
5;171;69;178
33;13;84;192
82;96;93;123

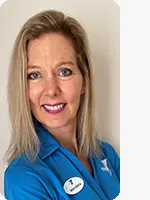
4;10;120;200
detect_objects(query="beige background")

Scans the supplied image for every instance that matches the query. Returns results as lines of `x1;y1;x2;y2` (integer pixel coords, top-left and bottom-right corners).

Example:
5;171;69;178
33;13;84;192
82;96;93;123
0;0;119;195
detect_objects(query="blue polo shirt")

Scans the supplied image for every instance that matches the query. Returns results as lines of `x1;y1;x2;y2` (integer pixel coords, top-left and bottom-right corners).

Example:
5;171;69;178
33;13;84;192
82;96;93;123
4;123;120;200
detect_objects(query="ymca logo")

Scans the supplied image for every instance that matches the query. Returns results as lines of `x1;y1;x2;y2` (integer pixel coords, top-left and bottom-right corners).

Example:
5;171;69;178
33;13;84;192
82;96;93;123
101;159;112;176
68;179;73;185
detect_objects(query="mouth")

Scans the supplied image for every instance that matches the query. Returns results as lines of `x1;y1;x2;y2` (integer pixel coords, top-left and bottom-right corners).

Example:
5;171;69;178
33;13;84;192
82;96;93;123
43;103;67;114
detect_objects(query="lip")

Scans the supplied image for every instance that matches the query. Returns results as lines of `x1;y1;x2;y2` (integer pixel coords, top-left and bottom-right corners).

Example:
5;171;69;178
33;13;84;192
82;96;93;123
43;103;66;115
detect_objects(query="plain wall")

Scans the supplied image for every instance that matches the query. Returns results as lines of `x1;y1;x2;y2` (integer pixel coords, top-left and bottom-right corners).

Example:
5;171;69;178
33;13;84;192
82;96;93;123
0;0;119;195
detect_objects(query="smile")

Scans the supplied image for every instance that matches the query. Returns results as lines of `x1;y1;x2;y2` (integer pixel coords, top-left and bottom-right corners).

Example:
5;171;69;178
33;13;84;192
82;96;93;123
43;103;66;114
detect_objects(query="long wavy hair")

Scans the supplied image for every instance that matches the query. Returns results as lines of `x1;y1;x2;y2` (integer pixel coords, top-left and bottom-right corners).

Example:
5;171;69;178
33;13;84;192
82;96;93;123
5;10;101;164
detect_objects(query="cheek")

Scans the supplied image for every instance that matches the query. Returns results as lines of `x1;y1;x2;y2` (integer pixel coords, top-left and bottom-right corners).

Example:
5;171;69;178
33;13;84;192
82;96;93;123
65;79;83;104
28;84;42;105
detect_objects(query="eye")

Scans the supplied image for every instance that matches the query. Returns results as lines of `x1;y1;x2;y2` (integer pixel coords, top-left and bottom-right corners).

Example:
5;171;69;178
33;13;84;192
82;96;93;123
27;72;40;80
59;68;72;77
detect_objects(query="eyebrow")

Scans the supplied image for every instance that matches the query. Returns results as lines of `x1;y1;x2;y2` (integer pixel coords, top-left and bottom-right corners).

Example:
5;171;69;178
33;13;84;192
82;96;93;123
27;61;75;70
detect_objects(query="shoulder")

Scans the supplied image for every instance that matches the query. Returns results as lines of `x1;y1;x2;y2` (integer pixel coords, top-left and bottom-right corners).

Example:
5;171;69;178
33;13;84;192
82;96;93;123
4;154;57;185
100;141;119;158
4;156;55;199
5;156;36;179
100;141;120;163
5;155;42;178
4;156;43;191
99;141;120;180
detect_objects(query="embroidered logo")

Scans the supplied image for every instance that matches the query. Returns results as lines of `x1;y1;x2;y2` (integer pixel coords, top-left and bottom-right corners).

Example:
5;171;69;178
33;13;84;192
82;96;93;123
101;159;112;176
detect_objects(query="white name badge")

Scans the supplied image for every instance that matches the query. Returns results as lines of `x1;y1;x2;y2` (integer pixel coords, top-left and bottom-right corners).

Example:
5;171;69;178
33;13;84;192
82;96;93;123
63;177;84;195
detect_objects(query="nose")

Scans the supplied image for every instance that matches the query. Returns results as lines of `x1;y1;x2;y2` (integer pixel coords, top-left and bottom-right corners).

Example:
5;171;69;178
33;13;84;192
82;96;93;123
44;77;61;97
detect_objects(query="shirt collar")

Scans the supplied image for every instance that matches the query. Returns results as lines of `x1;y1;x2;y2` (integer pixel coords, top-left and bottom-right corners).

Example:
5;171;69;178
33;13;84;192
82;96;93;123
35;123;60;159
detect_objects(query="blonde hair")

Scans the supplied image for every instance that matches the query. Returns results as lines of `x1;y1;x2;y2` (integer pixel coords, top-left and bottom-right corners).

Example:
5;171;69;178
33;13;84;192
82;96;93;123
6;10;101;164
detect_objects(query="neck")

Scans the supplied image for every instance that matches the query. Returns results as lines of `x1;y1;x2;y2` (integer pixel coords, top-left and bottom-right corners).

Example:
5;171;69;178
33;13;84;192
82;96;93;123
42;120;79;156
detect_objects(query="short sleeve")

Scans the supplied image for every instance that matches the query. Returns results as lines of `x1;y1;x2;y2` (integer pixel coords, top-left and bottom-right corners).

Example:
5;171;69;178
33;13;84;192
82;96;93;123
4;165;53;200
101;142;120;181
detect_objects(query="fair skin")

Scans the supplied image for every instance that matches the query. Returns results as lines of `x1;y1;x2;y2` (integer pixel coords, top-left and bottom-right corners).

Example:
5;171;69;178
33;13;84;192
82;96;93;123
27;33;93;175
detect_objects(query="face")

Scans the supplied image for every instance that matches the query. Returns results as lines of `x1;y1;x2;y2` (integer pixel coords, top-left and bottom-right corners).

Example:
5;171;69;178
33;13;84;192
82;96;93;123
27;33;84;132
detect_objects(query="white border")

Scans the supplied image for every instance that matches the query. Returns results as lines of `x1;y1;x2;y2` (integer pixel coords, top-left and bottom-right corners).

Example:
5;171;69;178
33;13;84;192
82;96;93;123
121;0;150;199
0;193;6;200
113;0;120;6
0;0;7;7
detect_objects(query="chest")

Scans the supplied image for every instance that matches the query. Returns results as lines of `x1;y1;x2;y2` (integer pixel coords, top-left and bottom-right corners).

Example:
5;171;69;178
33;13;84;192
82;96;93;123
41;150;119;200
78;156;94;177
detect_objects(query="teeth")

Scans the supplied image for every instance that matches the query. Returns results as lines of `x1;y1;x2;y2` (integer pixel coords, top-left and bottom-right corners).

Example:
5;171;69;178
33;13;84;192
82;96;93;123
44;104;65;111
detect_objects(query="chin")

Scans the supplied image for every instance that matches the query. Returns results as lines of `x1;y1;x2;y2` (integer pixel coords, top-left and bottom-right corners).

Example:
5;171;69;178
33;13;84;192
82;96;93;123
40;118;70;130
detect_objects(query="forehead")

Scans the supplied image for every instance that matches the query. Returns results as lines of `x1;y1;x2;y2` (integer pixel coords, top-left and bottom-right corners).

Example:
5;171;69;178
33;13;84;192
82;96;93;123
27;33;76;64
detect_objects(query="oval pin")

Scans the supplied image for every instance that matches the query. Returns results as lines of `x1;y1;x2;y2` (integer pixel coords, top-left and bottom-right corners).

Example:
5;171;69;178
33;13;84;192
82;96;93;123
63;177;84;195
